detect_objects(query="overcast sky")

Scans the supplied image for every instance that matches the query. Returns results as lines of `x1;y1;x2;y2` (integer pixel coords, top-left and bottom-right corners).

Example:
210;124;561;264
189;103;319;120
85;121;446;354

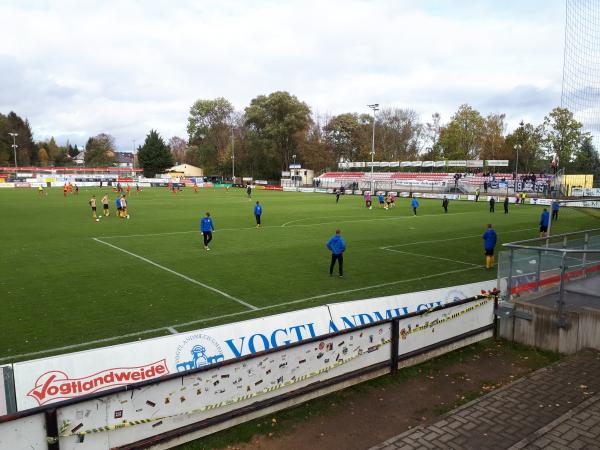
0;0;566;150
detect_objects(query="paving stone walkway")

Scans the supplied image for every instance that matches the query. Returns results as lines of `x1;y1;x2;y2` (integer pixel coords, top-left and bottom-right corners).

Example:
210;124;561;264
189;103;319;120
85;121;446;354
370;349;600;450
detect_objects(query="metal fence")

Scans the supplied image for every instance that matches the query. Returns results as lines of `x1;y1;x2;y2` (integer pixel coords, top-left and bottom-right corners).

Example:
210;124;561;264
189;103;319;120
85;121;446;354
497;228;600;322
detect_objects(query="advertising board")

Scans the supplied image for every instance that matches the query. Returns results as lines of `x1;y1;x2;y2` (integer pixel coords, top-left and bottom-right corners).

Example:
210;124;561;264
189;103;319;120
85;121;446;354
12;307;331;410
327;280;496;330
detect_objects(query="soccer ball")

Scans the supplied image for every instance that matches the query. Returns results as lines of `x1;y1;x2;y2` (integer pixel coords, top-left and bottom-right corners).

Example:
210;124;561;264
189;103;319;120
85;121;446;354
126;215;130;219
96;219;99;222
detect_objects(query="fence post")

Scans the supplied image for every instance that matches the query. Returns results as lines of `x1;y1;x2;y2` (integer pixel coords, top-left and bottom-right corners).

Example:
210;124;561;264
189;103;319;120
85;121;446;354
493;293;499;339
557;252;568;328
506;249;515;300
45;408;59;450
390;319;400;375
582;232;589;277
536;249;542;291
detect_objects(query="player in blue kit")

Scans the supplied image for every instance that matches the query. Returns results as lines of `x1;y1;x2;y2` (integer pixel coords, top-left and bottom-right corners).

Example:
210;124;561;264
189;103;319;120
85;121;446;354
200;212;215;251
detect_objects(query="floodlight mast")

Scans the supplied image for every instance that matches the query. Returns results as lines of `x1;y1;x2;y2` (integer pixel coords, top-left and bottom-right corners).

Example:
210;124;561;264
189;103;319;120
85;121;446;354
9;132;18;173
367;104;379;193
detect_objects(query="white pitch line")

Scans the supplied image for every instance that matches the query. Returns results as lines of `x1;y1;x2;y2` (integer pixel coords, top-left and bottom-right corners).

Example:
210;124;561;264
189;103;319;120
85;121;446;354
380;227;537;249
383;248;480;267
97;211;479;239
92;237;258;311
167;327;178;334
0;265;484;363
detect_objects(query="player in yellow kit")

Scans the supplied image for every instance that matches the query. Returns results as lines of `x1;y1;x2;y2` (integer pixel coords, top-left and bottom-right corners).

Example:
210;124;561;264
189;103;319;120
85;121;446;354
120;194;129;218
101;193;110;216
89;195;98;221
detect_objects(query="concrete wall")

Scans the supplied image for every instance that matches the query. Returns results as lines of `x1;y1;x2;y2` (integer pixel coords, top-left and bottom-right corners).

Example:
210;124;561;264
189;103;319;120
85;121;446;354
499;302;600;354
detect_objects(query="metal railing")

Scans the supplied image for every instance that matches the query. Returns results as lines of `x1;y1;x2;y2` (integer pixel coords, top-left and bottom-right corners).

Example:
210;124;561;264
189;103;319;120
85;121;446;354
498;228;600;326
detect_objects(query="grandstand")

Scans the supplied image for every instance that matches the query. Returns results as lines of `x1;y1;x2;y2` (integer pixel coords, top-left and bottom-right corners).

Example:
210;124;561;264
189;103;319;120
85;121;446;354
315;171;555;196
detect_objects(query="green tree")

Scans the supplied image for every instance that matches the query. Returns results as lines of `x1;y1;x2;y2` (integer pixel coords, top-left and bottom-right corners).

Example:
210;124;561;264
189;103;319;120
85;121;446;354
187;97;234;174
323;113;365;163
84;133;116;167
245;91;312;178
438;104;486;160
137;129;173;177
2;112;37;166
67;141;79;158
571;136;600;177
542;107;584;168
0;114;10;166
504;121;544;173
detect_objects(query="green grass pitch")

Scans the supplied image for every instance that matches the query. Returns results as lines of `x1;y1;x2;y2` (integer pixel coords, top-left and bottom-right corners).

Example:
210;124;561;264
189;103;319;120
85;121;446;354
1;187;597;363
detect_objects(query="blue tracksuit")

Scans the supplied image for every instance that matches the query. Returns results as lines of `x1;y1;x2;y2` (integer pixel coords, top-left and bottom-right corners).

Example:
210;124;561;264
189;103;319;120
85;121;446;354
200;217;214;232
411;198;419;209
552;201;559;212
254;204;262;216
116;197;121;209
482;229;497;251
327;235;346;255
540;210;550;227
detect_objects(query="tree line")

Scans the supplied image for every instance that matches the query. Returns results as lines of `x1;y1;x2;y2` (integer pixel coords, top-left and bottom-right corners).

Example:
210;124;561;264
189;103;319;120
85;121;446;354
2;92;599;180
180;93;599;179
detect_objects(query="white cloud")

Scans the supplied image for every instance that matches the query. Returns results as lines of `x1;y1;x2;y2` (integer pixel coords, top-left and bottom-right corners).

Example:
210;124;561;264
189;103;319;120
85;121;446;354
0;0;565;149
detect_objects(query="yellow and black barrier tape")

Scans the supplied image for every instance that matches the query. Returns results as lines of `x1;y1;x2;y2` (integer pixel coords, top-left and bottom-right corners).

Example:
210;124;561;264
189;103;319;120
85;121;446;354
59;295;493;438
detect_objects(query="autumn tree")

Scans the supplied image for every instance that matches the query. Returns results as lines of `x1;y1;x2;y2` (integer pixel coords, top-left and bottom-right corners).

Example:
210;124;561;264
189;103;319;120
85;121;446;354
377;108;423;161
168;136;188;165
84;133;116;167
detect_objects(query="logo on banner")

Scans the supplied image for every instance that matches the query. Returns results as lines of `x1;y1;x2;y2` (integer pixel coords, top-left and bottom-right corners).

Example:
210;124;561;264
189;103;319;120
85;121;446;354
445;289;468;302
174;333;225;372
27;360;169;405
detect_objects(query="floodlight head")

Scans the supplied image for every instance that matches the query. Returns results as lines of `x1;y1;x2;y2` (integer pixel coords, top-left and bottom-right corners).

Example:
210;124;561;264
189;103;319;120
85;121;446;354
9;132;18;137
367;103;379;111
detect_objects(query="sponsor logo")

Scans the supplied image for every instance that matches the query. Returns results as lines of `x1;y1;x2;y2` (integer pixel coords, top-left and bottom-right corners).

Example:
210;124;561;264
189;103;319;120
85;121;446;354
174;334;225;372
27;360;169;405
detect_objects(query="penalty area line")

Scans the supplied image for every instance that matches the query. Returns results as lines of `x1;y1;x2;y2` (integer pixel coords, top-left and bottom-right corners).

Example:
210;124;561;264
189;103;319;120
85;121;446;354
92;237;258;311
0;265;485;363
382;248;480;267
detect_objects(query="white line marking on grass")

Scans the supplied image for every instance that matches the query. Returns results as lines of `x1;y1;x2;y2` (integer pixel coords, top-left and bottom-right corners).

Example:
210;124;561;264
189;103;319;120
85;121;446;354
167;327;178;334
380;228;537;249
0;265;484;363
98;211;479;239
92;237;258;311
382;248;480;267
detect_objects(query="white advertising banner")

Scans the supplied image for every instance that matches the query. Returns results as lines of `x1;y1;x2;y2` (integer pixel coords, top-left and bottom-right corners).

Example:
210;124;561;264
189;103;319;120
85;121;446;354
327;280;496;330
486;160;509;167
396;296;494;357
435;161;447;167
466;160;484;168
447;160;467;167
389;161;400;167
12;307;332;410
421;161;434;167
